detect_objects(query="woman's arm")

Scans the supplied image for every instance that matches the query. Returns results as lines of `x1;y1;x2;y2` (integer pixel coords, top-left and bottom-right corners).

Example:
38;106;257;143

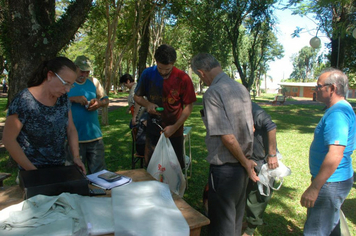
67;110;86;174
2;114;37;170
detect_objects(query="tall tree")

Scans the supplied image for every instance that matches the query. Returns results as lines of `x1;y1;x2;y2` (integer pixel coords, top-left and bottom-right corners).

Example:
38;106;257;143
0;1;7;78
100;0;123;125
137;0;153;78
0;0;93;103
254;28;284;95
211;0;275;90
289;0;356;71
245;17;283;91
290;46;320;82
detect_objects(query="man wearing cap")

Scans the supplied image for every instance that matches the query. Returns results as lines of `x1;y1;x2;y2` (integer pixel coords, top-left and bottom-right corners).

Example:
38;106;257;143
66;55;109;174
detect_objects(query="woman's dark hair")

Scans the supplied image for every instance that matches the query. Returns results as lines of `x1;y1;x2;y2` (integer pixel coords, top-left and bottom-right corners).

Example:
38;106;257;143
154;44;177;65
119;74;133;84
27;57;77;87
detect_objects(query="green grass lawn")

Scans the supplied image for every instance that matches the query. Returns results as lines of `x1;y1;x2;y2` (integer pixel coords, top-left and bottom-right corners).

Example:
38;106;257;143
0;94;355;235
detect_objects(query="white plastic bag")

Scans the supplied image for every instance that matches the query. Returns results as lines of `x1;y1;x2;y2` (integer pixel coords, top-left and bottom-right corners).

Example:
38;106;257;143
340;209;351;236
147;133;186;197
257;152;291;196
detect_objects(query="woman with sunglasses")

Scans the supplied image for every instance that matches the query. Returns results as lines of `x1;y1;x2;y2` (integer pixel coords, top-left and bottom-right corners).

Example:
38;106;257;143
2;57;85;174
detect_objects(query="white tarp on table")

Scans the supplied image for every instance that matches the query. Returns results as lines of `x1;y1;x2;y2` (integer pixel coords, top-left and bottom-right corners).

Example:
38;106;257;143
0;181;189;236
79;196;114;235
0;193;89;236
112;181;189;236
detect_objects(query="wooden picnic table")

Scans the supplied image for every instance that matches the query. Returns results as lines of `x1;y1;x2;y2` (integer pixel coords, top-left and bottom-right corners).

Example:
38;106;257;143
0;168;210;236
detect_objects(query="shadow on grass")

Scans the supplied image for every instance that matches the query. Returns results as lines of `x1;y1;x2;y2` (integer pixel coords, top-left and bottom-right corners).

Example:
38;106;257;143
261;104;324;134
342;172;356;227
258;212;303;236
343;198;356;226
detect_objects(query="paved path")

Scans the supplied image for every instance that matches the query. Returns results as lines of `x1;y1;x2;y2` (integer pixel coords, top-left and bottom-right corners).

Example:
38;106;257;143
256;97;323;106
107;97;128;111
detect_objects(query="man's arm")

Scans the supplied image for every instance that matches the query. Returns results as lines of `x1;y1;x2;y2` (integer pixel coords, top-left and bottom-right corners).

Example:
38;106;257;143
267;128;279;169
131;102;142;126
69;96;88;106
300;144;345;208
134;94;161;116
254;105;278;169
221;134;259;182
87;97;109;111
163;103;193;138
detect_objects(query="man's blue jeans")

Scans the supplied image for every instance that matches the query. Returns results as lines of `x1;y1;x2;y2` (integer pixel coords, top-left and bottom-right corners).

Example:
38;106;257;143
303;176;353;236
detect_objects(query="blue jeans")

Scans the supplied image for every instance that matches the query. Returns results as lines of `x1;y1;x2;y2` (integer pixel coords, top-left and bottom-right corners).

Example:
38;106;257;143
66;139;106;174
208;163;248;236
303;176;353;236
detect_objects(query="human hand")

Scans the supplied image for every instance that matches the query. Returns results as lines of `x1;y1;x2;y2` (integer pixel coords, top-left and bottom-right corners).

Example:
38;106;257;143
72;96;88;106
300;185;319;208
146;103;161;116
245;159;259;182
162;125;177;138
267;156;279;169
131;118;137;126
87;99;100;111
73;157;86;175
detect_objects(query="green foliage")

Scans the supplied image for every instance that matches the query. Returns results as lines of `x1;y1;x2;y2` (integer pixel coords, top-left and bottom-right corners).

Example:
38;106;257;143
290;46;320;82
288;0;356;71
58;0;286;94
198;0;281;90
348;72;356;89
246;19;284;90
182;0;232;67
164;24;193;71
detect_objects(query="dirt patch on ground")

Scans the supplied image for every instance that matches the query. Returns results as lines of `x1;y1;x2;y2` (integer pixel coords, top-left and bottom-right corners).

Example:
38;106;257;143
108;97;128;111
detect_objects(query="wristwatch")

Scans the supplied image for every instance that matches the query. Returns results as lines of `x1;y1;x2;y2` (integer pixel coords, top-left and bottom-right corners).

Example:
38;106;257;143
74;155;82;160
268;154;277;157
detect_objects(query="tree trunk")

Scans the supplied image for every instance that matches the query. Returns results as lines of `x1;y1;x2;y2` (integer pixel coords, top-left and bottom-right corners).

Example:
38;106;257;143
330;35;345;69
1;0;92;105
131;1;140;80
150;9;164;66
137;2;152;79
101;106;109;129
103;0;122;126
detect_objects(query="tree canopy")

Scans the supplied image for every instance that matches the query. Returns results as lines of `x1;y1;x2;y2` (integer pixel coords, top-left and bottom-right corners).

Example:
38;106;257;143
288;0;356;72
290;46;320;82
0;0;93;103
4;0;351;102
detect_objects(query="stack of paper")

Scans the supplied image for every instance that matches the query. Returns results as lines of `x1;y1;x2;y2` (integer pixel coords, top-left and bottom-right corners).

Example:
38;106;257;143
86;170;132;190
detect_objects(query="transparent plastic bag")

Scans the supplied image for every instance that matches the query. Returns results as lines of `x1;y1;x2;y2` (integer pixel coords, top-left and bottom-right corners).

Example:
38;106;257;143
147;133;186;197
257;152;291;196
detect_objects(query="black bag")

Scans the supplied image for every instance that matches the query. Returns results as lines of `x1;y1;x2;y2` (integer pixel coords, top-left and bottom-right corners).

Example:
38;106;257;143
19;165;90;199
135;120;146;156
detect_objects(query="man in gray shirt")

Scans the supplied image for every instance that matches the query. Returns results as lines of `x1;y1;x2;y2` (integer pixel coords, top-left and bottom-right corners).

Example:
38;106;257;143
191;53;259;236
